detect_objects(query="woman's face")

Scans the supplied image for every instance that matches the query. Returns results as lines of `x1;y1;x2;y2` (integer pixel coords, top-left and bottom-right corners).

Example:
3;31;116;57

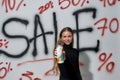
61;31;73;45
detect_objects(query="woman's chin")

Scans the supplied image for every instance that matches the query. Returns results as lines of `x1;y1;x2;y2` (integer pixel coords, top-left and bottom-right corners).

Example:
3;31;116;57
65;43;71;45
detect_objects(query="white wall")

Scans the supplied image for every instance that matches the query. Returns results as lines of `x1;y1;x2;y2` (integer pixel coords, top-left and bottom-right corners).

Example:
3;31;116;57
0;0;120;80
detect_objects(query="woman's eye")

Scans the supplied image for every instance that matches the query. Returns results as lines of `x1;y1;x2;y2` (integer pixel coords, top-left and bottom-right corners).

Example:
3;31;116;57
63;36;66;38
68;36;71;37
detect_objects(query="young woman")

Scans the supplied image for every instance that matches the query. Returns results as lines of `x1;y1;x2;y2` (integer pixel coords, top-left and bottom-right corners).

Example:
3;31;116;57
52;27;83;80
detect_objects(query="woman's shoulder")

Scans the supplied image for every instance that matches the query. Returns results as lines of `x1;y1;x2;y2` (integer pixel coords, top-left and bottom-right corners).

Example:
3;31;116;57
73;47;79;53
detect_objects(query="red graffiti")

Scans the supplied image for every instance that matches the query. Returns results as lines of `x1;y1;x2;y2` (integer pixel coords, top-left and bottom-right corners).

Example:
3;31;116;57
45;68;59;76
80;0;90;7
2;0;26;13
79;62;85;67
0;39;9;48
38;1;54;14
99;0;120;7
19;71;41;80
98;52;115;73
58;0;90;10
17;58;53;66
17;58;85;78
94;17;119;36
0;62;12;79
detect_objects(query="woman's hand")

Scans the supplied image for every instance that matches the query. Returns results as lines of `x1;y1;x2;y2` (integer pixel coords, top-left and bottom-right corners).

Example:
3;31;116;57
53;49;57;58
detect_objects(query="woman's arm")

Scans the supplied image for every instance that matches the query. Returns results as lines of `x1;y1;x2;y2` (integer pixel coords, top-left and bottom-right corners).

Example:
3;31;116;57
52;49;59;75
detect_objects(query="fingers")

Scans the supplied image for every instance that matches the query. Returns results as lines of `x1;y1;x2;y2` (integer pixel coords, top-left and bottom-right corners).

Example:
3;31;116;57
54;50;57;58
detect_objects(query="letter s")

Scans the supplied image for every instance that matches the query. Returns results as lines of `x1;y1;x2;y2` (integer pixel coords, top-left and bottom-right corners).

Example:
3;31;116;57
0;18;29;58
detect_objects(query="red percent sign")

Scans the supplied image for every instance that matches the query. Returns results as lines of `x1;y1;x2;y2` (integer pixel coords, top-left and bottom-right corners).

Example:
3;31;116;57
2;0;26;13
58;0;90;10
0;62;12;79
81;0;90;7
0;39;9;48
98;52;115;73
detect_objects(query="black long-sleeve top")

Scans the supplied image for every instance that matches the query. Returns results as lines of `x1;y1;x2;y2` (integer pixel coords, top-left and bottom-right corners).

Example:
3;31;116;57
58;44;82;80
